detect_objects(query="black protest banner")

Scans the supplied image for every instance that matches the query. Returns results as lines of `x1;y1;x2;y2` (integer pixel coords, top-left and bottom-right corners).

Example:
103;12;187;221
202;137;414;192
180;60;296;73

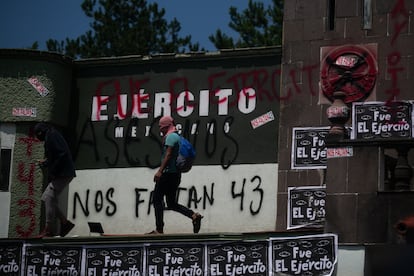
23;245;82;275
352;101;413;140
146;243;204;276
287;186;326;230
85;245;144;276
0;241;22;275
207;241;268;276
75;63;280;169
271;234;337;276
291;127;329;169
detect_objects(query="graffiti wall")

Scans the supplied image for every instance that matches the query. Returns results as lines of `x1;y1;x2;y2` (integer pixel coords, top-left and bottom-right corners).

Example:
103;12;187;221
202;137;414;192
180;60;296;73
7;124;45;238
68;52;281;235
69;164;277;234
0;51;75;238
0;233;339;276
74;62;280;168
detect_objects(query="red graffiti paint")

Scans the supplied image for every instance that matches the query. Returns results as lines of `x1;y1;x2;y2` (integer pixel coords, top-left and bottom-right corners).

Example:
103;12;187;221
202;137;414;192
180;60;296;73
90;68;288;121
288;69;302;95
273;64;320;101
320;45;378;103
87;65;326;122
385;0;408;103
129;78;150;115
272;69;288;101
17;163;35;196
390;0;409;45
169;77;193;112
16;198;36;237
18;136;39;157
14;134;41;237
208;71;229;105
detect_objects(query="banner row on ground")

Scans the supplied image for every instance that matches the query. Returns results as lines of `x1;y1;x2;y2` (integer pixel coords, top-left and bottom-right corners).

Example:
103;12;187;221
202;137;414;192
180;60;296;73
0;233;337;276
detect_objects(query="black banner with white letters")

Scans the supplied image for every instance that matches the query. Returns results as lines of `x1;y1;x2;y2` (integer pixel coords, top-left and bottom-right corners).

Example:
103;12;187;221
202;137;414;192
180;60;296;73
2;234;338;276
75;57;280;169
291;127;329;169
146;243;204;276
23;245;82;275
288;186;326;229
271;234;337;276
207;241;268;275
352;101;413;140
85;246;144;275
0;241;22;275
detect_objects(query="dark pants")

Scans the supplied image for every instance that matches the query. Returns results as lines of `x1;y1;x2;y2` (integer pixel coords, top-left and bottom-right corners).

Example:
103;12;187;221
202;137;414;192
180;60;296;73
153;172;193;232
41;177;73;224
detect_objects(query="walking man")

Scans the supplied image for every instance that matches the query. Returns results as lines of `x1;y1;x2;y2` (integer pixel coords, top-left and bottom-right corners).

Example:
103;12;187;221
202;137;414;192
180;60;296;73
149;116;203;234
34;122;76;237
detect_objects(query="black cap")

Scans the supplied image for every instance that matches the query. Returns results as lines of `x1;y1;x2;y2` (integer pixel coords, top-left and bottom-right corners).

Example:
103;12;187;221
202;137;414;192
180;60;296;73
34;123;49;141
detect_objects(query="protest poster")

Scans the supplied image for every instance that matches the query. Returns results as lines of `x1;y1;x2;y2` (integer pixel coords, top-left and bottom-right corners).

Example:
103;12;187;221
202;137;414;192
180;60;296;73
146;243;204;276
85;245;144;275
287;186;326;230
207;241;268;275
326;146;353;158
352;101;413;140
291;127;329;169
271;234;338;276
27;76;49;97
0;241;22;275
23;245;82;276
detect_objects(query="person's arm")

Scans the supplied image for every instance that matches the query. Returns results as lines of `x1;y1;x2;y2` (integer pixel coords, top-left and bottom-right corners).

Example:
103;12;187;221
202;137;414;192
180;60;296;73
46;131;70;178
153;146;174;182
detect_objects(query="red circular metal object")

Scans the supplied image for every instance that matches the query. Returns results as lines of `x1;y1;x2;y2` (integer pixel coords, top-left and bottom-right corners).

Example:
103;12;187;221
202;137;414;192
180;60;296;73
320;45;378;103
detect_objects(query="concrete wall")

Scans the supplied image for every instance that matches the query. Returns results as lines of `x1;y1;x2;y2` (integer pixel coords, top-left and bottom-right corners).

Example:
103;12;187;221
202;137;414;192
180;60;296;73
277;5;414;276
0;50;73;124
0;48;282;237
278;0;414;238
0;50;74;238
69;164;278;235
68;49;281;235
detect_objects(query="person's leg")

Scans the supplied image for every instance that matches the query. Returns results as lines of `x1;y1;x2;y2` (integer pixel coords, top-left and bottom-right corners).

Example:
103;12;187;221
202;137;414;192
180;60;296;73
164;173;203;233
39;183;57;236
191;212;203;234
165;173;193;218
152;176;167;233
44;177;74;237
57;208;75;237
51;177;73;218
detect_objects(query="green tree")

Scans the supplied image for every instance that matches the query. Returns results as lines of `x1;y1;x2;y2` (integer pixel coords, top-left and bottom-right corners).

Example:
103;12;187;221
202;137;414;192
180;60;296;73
46;0;199;58
209;0;283;49
30;42;39;50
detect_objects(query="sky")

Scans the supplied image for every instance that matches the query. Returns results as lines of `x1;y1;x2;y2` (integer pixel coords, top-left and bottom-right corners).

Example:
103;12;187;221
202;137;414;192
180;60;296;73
0;0;273;52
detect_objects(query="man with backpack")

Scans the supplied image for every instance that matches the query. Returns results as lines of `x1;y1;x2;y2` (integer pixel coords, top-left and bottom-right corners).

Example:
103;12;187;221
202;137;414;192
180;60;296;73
148;116;203;234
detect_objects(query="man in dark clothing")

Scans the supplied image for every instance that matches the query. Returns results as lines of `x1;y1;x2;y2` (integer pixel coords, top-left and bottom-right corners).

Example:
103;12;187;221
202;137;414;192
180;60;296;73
148;116;203;234
34;123;76;237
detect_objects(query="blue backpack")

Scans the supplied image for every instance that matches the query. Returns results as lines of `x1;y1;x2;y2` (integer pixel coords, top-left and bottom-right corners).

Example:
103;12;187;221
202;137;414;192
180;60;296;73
176;136;196;173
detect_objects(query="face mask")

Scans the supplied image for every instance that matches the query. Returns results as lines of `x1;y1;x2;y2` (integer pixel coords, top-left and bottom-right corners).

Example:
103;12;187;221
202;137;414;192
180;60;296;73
34;123;49;141
36;130;46;141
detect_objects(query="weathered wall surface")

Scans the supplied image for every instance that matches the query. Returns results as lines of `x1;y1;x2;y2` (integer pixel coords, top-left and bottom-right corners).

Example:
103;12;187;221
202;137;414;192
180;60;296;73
0;50;74;238
278;0;414;246
0;50;73;124
69;164;278;234
68;49;281;235
0;48;283;237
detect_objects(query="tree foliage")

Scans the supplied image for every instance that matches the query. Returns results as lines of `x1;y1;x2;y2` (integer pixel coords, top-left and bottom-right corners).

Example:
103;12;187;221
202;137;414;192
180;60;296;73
209;0;283;49
43;0;283;58
46;0;198;58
